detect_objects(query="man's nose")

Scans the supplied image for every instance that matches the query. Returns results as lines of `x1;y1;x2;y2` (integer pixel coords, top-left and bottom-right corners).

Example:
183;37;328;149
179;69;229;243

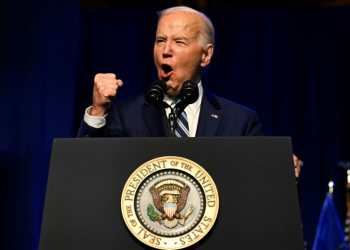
162;41;172;57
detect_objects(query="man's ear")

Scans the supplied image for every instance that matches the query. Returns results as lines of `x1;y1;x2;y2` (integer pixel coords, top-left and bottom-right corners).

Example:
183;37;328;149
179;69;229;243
201;44;214;68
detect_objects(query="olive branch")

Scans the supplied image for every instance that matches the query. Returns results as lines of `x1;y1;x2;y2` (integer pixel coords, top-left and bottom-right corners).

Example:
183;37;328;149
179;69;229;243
147;204;161;224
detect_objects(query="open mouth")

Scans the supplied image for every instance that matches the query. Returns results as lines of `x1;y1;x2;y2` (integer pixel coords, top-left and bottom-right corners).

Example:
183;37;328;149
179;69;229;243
161;64;173;78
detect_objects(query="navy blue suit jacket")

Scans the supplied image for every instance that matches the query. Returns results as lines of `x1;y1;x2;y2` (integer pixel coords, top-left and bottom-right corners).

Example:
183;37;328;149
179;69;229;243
77;88;263;137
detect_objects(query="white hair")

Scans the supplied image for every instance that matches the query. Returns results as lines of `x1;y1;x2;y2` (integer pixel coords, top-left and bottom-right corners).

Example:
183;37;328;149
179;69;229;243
157;6;215;49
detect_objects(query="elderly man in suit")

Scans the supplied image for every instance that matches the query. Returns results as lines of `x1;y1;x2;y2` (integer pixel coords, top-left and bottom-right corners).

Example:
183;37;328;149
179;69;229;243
77;6;301;177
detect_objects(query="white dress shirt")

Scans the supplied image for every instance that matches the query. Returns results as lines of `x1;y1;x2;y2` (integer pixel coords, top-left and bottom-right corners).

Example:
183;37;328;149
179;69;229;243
84;82;203;137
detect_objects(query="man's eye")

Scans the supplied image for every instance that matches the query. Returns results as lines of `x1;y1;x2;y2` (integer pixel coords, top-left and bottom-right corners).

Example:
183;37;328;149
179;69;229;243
156;39;165;43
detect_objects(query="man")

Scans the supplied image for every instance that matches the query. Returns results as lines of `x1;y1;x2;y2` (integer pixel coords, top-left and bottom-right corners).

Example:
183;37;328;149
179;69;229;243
77;6;301;177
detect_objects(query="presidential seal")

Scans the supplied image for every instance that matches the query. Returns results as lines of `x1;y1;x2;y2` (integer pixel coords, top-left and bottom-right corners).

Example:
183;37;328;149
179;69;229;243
121;156;219;249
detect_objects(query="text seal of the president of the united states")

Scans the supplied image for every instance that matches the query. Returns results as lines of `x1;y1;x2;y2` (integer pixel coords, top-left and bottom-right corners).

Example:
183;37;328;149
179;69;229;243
121;156;219;249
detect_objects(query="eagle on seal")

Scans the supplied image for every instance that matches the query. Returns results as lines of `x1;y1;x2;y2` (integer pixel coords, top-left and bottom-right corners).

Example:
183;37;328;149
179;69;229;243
149;179;190;223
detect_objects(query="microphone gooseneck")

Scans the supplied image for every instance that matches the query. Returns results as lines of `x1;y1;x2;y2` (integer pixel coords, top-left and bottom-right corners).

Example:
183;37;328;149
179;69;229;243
145;79;199;137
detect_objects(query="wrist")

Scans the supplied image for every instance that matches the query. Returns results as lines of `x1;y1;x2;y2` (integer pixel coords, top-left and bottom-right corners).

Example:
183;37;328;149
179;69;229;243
90;105;108;117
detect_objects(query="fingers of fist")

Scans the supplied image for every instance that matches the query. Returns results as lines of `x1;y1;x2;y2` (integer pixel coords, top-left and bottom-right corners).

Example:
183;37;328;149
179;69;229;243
94;73;123;102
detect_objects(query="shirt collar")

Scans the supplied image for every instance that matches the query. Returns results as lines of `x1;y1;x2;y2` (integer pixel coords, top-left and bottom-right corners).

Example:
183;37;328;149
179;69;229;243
163;81;203;114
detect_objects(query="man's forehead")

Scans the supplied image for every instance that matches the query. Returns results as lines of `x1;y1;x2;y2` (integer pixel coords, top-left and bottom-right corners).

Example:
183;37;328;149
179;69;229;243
156;12;202;34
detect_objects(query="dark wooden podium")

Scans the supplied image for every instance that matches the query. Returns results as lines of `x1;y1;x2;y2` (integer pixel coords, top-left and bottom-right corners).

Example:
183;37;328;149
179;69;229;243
39;137;304;250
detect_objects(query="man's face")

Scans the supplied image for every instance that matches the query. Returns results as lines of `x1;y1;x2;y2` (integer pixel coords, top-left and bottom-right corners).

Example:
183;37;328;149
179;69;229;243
153;12;212;96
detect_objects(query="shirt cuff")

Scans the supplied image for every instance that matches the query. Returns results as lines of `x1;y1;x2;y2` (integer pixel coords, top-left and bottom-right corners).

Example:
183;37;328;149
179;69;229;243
84;106;107;128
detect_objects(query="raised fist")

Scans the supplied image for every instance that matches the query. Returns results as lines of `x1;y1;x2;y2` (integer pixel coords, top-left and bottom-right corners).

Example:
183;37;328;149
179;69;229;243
90;73;123;116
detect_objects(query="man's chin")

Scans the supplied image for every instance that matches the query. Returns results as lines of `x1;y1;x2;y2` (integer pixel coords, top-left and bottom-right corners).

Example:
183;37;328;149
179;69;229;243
162;81;180;97
166;91;179;97
166;88;180;97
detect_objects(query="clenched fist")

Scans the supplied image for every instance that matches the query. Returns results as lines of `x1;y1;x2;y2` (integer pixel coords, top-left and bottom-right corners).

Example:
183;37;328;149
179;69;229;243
90;73;123;117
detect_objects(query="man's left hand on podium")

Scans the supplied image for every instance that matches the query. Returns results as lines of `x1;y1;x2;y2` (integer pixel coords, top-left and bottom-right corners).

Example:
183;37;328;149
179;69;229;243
293;154;302;178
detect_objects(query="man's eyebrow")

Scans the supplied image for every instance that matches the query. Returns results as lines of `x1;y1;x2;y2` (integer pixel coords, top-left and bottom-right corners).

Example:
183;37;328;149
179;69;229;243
172;36;191;43
155;35;166;39
174;36;189;40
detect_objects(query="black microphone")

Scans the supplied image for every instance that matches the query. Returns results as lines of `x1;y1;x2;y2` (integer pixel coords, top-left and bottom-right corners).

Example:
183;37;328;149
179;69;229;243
145;80;174;136
145;80;167;106
179;80;199;105
175;80;199;117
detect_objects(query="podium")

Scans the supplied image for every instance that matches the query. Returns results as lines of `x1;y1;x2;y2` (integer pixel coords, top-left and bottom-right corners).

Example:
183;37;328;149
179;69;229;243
39;137;304;250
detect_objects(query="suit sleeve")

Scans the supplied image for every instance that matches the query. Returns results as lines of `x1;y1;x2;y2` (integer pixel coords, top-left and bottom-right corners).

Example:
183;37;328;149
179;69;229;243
77;104;123;137
245;111;264;136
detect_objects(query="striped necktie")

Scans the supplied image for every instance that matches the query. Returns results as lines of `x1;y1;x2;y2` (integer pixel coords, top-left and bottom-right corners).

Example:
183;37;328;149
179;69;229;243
174;98;189;137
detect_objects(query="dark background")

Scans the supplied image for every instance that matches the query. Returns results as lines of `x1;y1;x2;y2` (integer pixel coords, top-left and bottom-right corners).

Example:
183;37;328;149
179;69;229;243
1;0;350;249
81;0;350;8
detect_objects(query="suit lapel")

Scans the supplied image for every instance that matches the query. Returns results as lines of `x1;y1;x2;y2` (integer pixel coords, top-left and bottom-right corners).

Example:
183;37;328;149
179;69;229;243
196;88;223;137
142;102;168;137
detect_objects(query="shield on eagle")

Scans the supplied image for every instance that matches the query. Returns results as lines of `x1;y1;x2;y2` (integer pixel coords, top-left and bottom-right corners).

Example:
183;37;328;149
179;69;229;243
164;203;177;219
149;179;191;227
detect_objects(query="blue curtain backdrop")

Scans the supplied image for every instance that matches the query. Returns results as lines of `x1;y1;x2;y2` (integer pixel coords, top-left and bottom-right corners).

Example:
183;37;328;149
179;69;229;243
0;0;79;249
1;1;350;249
